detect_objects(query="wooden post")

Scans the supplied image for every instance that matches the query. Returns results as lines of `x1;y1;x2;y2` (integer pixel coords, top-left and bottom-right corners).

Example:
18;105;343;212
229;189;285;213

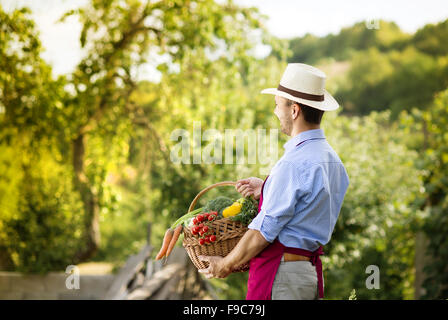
147;222;152;245
414;231;429;299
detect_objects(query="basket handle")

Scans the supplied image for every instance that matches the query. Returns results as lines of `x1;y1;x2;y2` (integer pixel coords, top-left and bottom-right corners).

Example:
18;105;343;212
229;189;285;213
188;181;237;213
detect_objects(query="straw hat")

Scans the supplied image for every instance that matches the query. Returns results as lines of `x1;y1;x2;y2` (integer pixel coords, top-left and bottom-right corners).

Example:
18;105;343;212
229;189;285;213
261;63;339;111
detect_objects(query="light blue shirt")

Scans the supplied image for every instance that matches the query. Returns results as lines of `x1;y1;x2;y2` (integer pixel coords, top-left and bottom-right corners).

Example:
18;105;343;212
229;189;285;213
248;128;349;251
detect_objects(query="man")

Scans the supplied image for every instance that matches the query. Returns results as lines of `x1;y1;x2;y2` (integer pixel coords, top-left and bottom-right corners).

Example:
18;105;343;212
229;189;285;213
199;63;349;300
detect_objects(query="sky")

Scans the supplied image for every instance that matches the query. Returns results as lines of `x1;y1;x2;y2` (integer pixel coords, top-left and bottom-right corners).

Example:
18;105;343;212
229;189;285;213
235;0;448;38
2;0;448;80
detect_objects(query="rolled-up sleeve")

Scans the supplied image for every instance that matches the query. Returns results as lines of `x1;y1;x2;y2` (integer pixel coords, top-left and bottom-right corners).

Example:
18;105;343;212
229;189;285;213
248;161;301;243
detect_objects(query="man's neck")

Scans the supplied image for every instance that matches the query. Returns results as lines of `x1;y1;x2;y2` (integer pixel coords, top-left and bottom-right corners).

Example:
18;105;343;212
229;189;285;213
290;125;320;137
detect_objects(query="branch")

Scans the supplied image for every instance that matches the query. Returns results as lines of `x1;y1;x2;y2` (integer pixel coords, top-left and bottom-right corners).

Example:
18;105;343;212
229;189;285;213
76;5;162;136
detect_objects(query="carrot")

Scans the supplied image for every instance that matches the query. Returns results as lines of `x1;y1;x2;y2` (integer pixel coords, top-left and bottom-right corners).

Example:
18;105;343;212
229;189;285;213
155;228;174;260
165;225;183;258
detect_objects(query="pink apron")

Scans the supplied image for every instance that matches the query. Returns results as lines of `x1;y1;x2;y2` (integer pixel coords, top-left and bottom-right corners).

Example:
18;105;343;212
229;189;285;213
246;142;325;300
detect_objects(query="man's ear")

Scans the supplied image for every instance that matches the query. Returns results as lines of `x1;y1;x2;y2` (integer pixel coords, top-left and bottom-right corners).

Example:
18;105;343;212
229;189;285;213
292;103;300;120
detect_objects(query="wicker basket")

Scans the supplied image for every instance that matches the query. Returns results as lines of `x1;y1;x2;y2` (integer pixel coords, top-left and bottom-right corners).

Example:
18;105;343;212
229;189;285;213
182;181;250;272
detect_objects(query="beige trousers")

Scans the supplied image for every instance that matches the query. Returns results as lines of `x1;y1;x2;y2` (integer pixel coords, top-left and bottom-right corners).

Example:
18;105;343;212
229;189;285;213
271;257;322;300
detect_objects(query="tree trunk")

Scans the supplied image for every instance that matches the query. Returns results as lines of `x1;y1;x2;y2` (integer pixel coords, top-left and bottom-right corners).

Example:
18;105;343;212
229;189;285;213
0;248;14;271
72;133;100;262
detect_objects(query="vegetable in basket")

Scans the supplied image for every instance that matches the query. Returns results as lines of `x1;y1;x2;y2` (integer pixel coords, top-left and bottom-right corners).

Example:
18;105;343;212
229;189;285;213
155;196;231;259
228;197;258;226
189;211;219;245
155;207;203;260
202;196;234;216
222;201;242;218
155;195;258;259
155;228;173;260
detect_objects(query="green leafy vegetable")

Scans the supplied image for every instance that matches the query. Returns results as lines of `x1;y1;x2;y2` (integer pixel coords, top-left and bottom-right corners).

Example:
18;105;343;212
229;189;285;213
203;196;234;216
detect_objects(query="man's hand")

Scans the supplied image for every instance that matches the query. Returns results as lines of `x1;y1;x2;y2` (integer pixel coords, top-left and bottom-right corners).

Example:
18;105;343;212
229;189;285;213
235;177;264;200
198;256;232;279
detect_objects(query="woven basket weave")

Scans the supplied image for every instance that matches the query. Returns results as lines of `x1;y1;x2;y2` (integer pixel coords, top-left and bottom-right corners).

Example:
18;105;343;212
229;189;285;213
182;181;250;272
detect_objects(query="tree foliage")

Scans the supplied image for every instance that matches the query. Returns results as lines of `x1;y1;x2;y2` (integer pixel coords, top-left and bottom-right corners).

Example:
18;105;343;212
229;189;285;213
0;0;273;271
398;90;448;299
287;20;410;65
321;110;424;299
0;6;84;272
288;19;448;119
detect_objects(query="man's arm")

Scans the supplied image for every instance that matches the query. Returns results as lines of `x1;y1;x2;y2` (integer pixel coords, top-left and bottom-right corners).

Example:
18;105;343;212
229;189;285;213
223;229;270;270
198;229;270;278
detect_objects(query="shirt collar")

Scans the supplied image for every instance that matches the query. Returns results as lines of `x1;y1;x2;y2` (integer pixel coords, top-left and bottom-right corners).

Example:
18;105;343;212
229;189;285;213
283;128;326;151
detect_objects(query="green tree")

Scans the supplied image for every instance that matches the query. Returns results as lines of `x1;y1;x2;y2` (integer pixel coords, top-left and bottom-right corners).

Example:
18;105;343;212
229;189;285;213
0;6;84;272
287;20;410;65
322;110;424;299
411;19;448;57
398;89;448;299
62;0;272;262
335;47;448;117
0;0;276;272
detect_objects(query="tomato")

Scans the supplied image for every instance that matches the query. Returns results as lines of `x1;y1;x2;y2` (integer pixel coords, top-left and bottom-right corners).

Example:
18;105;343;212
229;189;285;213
199;238;205;245
192;218;198;225
198;223;204;228
204;236;211;243
202;226;209;232
210;235;216;242
197;215;204;222
208;215;214;221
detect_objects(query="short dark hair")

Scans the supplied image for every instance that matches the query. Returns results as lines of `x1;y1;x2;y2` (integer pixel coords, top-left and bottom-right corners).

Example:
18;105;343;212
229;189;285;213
286;99;324;124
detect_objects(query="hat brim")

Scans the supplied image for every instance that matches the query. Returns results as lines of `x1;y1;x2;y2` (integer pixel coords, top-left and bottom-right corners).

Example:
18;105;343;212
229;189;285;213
260;88;339;111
